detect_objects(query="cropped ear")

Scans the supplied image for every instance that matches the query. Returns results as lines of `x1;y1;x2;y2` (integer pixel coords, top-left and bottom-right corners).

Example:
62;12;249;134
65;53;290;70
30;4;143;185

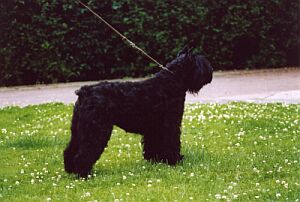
187;47;194;56
177;45;194;57
177;45;189;56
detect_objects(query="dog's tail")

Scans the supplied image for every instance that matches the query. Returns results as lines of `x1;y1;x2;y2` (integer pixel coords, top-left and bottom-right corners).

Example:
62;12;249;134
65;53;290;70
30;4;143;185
75;85;90;97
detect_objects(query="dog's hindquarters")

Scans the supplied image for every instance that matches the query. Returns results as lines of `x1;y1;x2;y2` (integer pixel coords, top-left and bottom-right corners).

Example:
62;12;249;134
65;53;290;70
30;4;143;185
64;90;113;178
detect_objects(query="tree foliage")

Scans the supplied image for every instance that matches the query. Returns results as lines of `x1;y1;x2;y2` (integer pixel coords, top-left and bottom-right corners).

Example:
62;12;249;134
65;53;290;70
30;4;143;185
0;0;299;86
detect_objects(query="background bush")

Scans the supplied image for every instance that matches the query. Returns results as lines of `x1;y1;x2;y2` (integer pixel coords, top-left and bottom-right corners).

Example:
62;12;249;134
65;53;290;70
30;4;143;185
0;0;299;86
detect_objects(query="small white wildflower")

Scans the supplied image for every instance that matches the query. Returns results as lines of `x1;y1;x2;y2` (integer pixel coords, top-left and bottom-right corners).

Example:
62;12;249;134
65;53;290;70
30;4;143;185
215;194;221;199
253;167;260;173
233;194;238;199
82;192;91;197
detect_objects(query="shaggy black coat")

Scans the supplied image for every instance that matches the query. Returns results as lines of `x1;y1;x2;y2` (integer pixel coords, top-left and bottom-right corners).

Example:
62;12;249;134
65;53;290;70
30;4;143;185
64;48;213;178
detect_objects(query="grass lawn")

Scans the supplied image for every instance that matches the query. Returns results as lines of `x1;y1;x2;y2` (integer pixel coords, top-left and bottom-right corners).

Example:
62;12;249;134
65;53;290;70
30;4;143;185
0;103;299;201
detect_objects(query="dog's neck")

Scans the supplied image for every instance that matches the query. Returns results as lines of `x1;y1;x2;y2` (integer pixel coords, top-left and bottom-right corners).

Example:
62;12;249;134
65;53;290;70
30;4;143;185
153;67;191;93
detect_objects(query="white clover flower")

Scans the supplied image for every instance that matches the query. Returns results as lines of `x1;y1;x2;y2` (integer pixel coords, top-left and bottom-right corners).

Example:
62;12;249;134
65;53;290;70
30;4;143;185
215;194;221;199
221;195;227;199
81;192;91;198
231;182;237;186
233;194;238;199
253;167;260;173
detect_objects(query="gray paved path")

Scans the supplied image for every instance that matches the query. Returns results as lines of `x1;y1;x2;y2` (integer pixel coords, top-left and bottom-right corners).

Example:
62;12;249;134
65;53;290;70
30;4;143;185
0;67;299;108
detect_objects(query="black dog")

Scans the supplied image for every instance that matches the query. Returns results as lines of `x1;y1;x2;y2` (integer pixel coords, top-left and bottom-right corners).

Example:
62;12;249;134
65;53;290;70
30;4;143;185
64;47;213;177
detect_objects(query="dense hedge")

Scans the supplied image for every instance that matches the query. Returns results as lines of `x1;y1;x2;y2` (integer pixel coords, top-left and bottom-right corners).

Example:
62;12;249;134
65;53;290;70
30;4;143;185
0;0;299;86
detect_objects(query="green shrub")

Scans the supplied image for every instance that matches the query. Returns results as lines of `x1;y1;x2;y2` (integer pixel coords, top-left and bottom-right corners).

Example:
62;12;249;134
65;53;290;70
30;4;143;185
0;0;299;86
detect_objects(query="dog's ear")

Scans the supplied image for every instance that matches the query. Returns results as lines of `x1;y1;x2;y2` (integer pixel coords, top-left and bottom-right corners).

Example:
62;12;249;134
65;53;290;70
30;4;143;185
187;47;194;56
177;45;189;56
177;45;194;57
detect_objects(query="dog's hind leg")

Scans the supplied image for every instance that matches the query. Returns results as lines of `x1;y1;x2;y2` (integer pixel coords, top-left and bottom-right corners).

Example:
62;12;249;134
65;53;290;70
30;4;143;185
74;125;112;178
73;109;113;178
63;108;80;174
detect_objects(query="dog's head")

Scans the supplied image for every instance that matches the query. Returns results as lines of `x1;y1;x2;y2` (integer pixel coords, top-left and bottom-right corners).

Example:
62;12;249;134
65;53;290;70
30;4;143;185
166;46;213;93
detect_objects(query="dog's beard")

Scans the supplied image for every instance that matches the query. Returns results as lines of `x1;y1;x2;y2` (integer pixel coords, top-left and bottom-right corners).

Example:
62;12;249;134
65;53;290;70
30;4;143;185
187;56;213;93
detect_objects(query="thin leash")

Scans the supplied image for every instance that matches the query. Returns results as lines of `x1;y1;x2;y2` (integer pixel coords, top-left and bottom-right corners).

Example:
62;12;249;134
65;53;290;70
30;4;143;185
77;1;173;74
